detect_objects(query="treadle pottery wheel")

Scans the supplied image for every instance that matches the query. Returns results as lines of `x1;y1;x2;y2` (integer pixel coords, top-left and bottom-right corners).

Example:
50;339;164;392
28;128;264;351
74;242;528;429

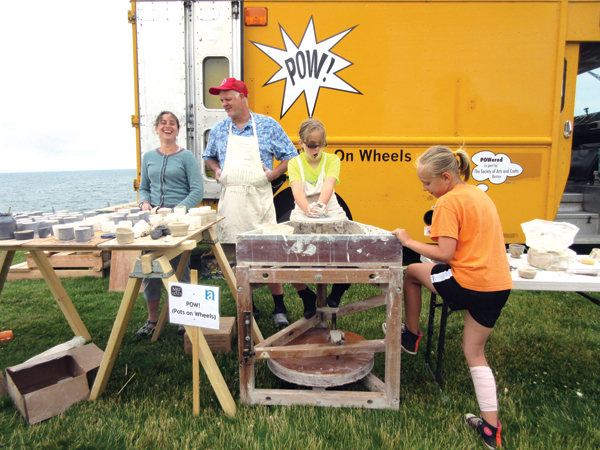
267;328;374;388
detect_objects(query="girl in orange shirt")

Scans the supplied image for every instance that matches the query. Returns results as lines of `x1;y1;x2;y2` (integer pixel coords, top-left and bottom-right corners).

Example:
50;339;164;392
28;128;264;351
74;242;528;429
393;145;512;449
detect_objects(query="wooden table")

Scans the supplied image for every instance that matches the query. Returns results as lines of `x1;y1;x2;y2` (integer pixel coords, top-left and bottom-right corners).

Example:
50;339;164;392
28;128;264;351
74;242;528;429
89;218;265;416
0;233;116;341
425;253;600;384
1;219;258;416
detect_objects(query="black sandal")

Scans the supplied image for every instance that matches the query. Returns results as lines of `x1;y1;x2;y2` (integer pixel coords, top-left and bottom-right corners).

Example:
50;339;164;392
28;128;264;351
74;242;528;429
134;320;157;337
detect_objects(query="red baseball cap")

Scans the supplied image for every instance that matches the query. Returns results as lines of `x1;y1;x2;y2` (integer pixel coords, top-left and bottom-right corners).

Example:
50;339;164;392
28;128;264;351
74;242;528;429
209;78;249;97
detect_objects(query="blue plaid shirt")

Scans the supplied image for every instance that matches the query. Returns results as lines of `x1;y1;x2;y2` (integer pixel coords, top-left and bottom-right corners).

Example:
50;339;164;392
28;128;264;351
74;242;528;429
203;112;297;169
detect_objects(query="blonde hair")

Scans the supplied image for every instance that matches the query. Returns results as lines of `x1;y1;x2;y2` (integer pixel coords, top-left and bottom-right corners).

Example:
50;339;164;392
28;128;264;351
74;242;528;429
417;145;471;182
298;119;327;147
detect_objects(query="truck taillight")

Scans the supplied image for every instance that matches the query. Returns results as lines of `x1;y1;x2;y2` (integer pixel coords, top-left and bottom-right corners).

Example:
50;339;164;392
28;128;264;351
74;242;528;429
244;7;267;26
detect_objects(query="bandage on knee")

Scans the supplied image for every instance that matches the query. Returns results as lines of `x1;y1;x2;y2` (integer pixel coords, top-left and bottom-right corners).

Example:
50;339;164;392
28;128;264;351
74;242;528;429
470;366;498;412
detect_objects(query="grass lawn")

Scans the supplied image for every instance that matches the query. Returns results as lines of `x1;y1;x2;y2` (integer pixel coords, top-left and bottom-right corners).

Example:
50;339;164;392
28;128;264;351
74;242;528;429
0;251;599;449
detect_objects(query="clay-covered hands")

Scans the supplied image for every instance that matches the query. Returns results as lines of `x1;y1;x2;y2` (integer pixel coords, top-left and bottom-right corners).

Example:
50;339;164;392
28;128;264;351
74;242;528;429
307;201;328;217
141;202;152;212
392;228;411;246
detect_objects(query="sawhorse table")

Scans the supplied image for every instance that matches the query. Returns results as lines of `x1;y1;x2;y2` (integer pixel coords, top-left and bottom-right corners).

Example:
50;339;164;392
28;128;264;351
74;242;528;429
89;218;263;416
0;233;118;341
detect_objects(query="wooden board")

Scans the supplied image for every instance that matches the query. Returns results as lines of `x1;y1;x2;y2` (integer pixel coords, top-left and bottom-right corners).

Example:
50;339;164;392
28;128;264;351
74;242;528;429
98;218;224;250
26;251;110;270
236;220;402;266
109;250;141;292
7;267;104;280
266;328;374;388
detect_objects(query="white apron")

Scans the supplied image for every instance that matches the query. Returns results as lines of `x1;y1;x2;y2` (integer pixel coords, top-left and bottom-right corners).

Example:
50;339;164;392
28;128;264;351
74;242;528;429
217;114;276;243
290;153;347;221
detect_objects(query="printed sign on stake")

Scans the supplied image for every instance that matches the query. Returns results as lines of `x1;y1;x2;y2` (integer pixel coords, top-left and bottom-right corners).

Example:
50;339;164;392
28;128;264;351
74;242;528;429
168;282;220;330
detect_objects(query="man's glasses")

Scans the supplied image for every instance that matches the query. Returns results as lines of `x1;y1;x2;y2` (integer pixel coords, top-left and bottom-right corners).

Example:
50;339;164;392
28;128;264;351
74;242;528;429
305;142;327;149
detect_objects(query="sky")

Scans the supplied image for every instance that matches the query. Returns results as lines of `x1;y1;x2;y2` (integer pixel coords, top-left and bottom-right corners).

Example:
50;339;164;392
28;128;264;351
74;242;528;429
0;1;136;173
0;0;599;174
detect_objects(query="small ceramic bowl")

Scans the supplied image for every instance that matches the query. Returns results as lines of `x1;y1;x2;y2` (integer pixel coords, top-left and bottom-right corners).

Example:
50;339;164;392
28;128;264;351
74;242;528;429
168;222;189;237
509;244;525;258
38;227;52;238
57;225;75;242
115;227;134;245
14;230;35;240
518;267;537;279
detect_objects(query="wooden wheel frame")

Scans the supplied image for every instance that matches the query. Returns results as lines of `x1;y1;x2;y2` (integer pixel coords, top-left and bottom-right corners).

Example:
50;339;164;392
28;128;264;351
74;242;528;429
237;264;403;410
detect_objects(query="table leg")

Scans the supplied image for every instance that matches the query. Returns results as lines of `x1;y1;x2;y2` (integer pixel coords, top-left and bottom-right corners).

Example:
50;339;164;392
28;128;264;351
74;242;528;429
384;266;402;409
0;250;15;295
152;251;192;342
208;227;263;343
89;274;143;400
29;250;91;341
191;326;200;414
186;325;236;417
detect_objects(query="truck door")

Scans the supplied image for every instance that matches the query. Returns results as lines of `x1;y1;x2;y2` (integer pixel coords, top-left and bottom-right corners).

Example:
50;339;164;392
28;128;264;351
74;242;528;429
134;0;242;200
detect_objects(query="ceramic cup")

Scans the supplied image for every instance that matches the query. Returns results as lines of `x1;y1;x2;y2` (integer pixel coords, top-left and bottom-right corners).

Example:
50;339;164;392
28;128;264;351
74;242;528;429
74;227;90;243
57;225;75;242
38;227;52;238
158;207;171;217
115;227;134;245
509;244;525;258
168;222;189;237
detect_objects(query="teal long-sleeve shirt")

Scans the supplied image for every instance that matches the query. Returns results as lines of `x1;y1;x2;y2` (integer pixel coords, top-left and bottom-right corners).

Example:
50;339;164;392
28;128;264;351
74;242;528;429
139;148;204;211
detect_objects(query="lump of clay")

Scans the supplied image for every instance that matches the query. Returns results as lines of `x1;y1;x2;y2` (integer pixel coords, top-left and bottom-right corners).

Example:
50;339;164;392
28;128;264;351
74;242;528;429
527;248;575;271
308;201;328;217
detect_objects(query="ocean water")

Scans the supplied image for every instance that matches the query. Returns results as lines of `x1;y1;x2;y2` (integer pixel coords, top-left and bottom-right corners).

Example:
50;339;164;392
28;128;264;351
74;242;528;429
0;169;138;214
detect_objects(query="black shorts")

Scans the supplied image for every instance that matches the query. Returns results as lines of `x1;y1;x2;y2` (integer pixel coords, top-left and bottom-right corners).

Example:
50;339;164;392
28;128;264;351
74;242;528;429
430;264;510;329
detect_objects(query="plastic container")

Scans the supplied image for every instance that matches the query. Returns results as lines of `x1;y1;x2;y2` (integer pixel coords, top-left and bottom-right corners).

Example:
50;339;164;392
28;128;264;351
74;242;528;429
0;330;14;342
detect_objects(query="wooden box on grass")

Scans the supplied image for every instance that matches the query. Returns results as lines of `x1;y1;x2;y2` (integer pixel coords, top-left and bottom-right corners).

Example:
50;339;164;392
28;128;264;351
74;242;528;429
184;317;236;354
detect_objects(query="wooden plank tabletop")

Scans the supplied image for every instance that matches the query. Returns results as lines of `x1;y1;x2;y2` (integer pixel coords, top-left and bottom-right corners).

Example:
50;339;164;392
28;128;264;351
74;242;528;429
1;218;223;252
97;217;223;250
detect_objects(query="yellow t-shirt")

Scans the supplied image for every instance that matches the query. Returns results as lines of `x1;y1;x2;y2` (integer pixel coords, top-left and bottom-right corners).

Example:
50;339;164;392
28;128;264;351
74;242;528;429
288;152;341;186
430;183;513;292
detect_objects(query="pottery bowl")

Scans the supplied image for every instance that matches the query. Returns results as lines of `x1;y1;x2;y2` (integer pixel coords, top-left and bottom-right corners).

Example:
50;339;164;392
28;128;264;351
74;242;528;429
57;225;75;242
38;227;52;238
518;267;537;279
115;227;134;245
168;222;189;237
508;244;525;258
14;230;35;240
509;244;526;258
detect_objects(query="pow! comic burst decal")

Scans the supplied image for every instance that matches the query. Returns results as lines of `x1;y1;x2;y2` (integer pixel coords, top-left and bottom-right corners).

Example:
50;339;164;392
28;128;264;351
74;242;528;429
252;17;361;118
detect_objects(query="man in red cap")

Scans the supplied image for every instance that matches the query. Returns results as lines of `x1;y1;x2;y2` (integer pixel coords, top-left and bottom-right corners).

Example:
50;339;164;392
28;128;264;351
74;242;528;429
204;77;298;328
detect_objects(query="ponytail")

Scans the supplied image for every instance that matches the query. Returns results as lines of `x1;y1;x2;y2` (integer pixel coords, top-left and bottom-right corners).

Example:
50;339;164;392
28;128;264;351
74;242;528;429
417;145;471;182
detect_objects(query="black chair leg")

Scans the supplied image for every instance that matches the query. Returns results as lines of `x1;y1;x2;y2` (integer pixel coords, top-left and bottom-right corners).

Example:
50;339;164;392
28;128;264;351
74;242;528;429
425;293;437;366
435;301;451;384
424;292;453;387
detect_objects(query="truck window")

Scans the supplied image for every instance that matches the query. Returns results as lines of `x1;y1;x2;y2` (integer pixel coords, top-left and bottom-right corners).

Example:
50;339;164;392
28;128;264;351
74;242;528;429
203;57;229;110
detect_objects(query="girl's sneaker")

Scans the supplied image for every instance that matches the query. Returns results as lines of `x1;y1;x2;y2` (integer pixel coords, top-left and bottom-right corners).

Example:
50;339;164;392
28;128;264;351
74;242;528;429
464;413;502;449
401;324;422;355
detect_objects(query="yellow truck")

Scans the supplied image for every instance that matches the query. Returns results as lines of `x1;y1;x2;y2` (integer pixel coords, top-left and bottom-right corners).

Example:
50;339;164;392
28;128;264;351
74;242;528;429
129;0;600;245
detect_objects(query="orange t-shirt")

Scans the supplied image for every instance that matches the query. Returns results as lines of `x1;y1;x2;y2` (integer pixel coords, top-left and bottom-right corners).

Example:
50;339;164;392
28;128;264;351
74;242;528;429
430;183;513;292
